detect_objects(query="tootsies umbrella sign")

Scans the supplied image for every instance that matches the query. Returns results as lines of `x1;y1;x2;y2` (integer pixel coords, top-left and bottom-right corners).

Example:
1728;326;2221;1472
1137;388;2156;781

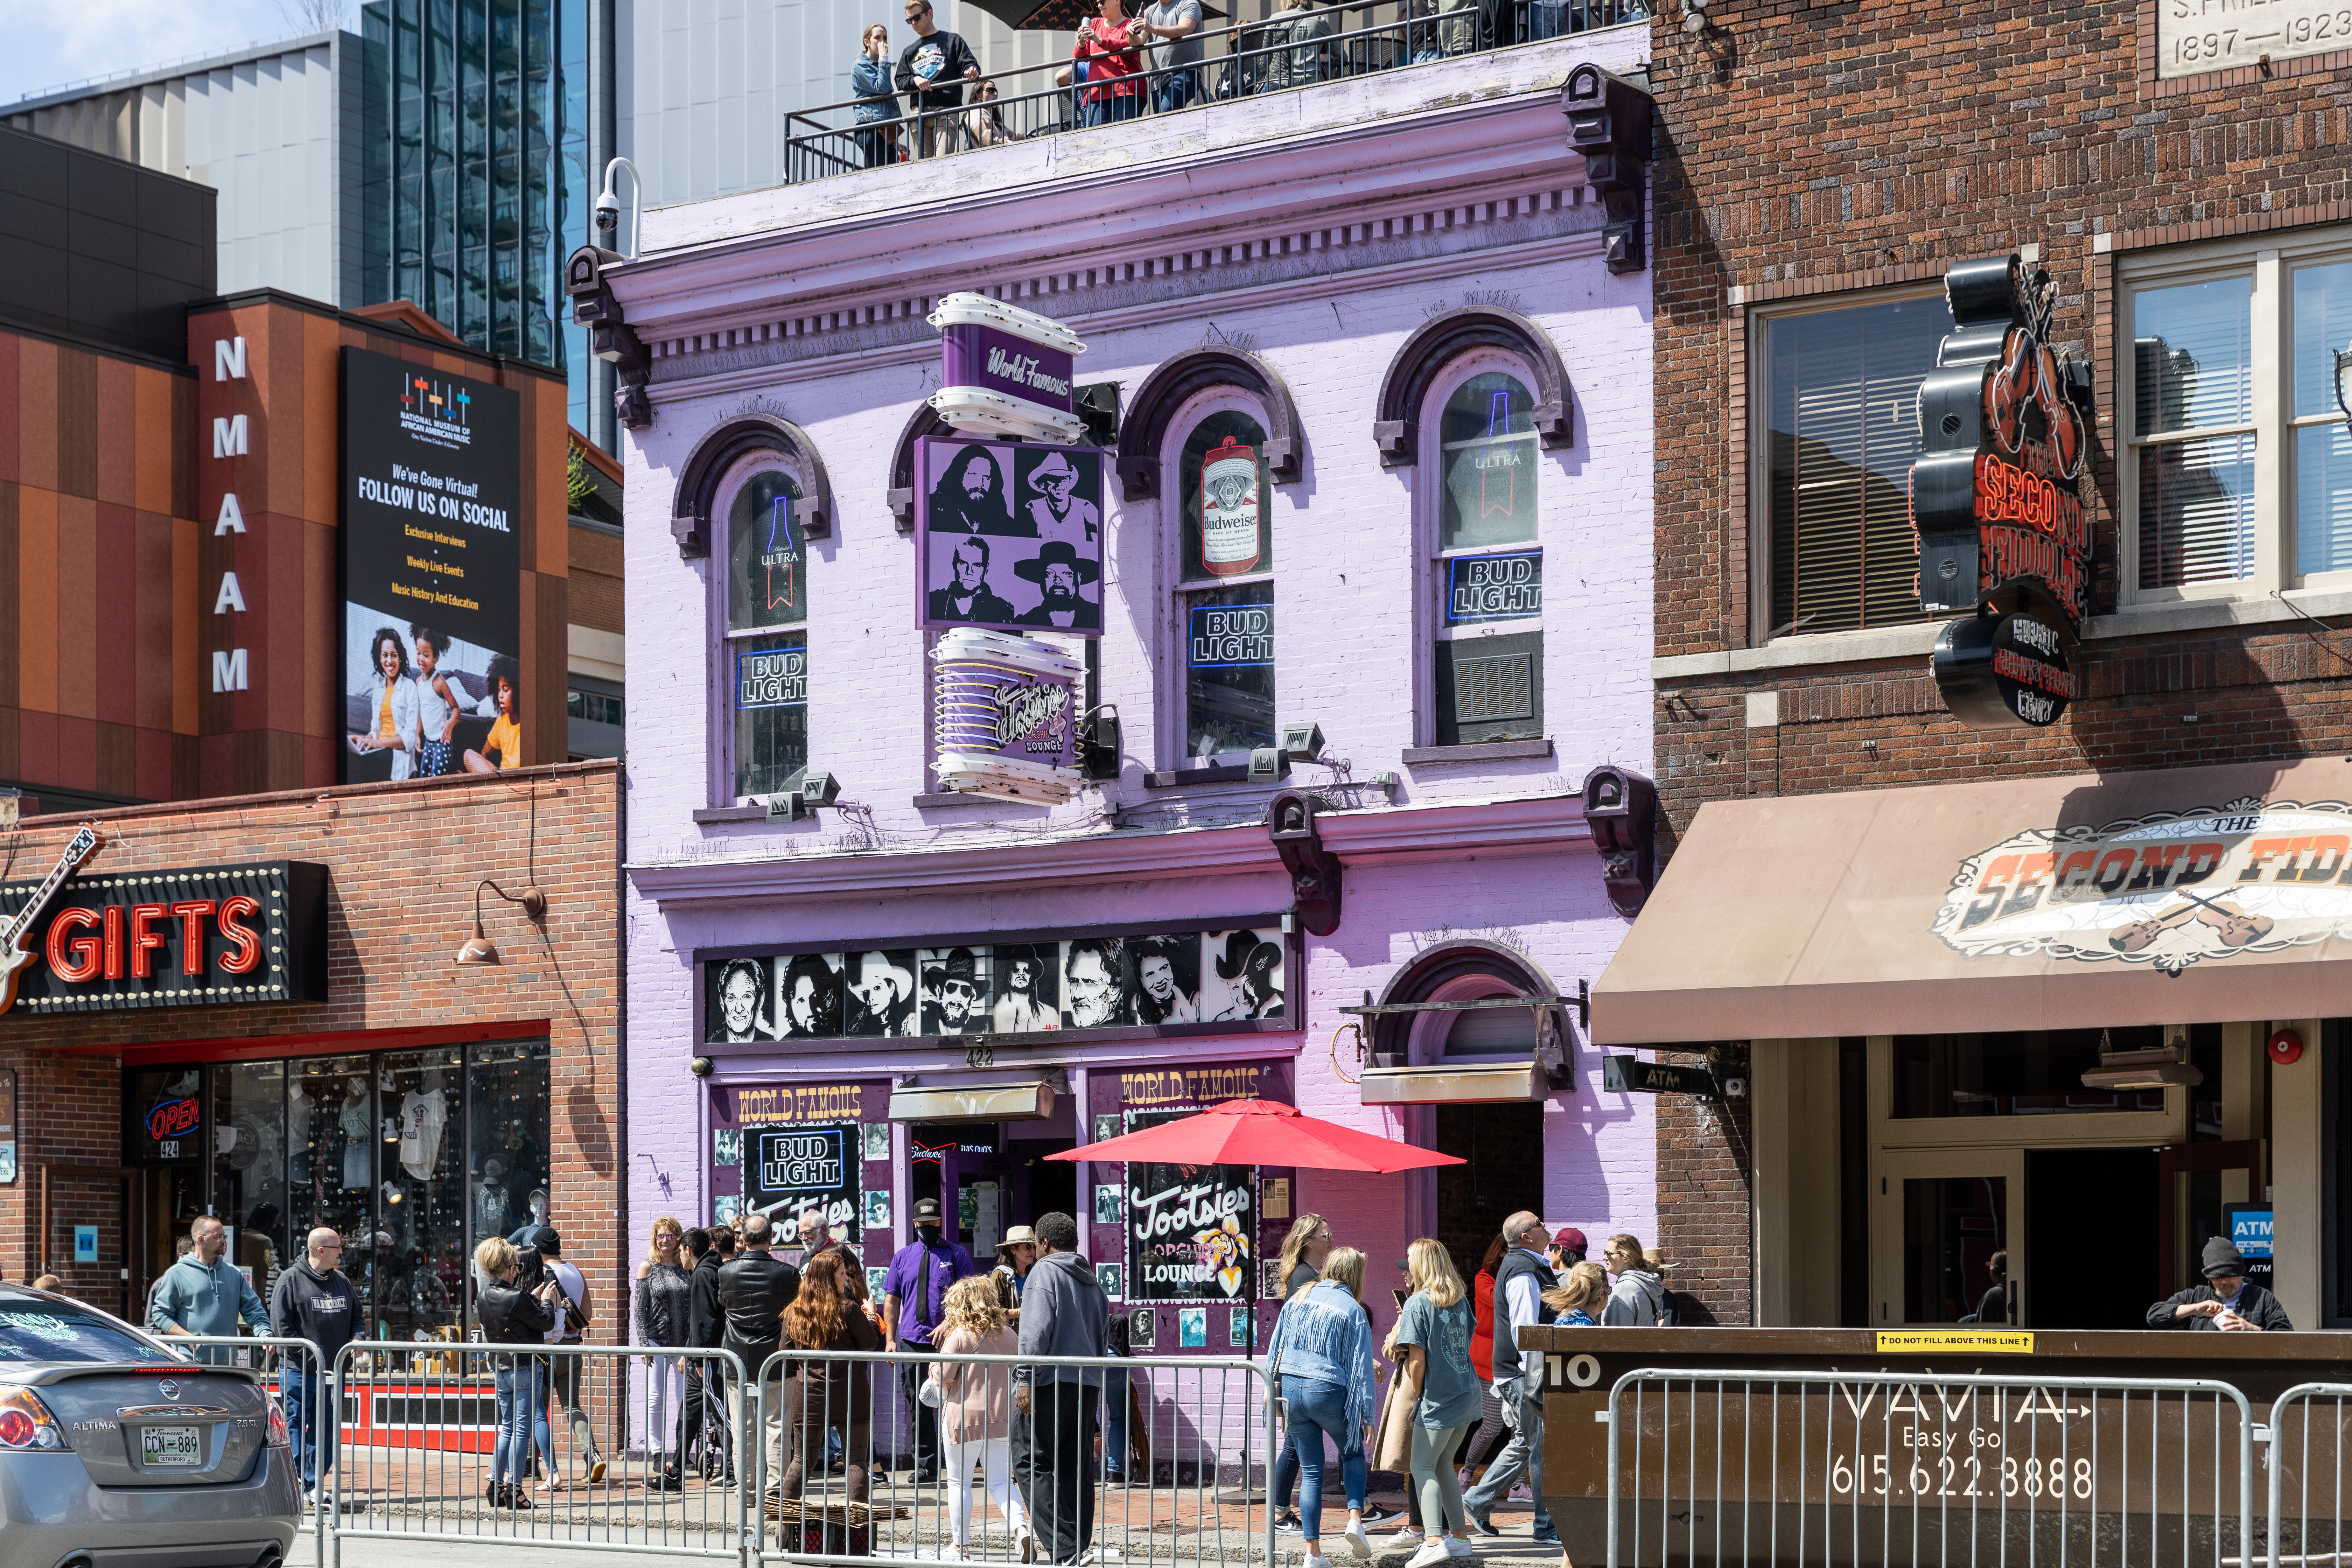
1910;255;2094;730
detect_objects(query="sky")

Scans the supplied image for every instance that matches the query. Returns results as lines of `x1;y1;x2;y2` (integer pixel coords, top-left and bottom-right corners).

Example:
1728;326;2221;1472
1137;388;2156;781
0;0;343;108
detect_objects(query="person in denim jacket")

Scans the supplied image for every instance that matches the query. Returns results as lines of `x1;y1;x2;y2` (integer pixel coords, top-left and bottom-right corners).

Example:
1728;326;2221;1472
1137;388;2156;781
1263;1246;1377;1560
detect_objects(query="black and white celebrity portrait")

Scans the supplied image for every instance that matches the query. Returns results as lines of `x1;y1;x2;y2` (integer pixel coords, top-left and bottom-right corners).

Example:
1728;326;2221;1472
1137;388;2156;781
844;950;919;1036
709;957;779;1043
927;536;1019;623
920;947;992;1036
1019;448;1102;542
1133;934;1200;1024
1013;540;1102;630
1062;936;1134;1030
780;952;845;1038
929;445;1030;537
990;944;1057;1033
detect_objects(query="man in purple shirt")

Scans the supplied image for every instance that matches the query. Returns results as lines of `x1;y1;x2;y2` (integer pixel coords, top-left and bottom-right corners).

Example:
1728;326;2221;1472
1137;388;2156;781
882;1195;979;1484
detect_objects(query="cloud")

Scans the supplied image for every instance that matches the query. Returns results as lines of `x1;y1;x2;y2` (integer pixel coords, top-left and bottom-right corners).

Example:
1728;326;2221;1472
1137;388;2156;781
0;0;326;105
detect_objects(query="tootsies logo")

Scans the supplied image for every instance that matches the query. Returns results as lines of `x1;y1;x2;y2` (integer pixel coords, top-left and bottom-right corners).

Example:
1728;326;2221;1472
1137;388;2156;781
1911;254;2096;730
0;862;328;1014
1935;797;2352;974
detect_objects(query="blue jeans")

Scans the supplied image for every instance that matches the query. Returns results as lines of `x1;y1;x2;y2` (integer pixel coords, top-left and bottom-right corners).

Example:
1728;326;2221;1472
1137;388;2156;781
1150;69;1197;113
1079;92;1144;126
281;1366;336;1491
1285;1376;1364;1542
495;1360;548;1485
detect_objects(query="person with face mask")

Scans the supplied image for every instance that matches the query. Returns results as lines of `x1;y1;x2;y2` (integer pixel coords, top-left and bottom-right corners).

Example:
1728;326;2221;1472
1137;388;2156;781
882;1196;979;1484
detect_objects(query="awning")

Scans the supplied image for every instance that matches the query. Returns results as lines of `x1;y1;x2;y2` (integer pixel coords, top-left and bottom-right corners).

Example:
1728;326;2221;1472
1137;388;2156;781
1359;1061;1548;1104
1593;756;2352;1043
887;1080;1058;1123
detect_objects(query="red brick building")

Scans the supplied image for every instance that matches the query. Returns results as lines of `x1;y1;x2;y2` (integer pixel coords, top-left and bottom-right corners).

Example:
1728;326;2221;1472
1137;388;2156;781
0;764;619;1343
1606;0;2352;1331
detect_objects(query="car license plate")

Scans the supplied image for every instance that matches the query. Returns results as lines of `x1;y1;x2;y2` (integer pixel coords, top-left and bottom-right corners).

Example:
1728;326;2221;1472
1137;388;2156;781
141;1426;202;1468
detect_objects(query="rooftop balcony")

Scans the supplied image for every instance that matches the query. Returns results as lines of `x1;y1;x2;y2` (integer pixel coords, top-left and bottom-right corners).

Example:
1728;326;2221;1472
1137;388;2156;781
780;0;1650;190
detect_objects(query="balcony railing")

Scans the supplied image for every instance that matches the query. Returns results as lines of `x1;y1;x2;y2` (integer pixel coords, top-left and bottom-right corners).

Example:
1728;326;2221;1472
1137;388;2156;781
783;0;1647;185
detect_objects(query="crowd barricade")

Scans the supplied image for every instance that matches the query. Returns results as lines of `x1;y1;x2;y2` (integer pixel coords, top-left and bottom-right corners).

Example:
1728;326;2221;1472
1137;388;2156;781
175;1334;332;1562
1598;1367;2259;1568
2261;1382;2351;1568
745;1344;1278;1568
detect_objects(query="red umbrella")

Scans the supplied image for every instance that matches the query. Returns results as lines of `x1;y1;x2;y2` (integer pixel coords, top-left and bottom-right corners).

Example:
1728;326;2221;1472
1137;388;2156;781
1043;1098;1464;1173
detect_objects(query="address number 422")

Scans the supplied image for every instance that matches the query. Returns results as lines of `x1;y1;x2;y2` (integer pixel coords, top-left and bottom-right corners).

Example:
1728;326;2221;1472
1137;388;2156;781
1831;1453;2093;1501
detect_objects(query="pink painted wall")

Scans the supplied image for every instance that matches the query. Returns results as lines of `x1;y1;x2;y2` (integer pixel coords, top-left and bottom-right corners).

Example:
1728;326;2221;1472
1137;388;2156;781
613;30;1665;1377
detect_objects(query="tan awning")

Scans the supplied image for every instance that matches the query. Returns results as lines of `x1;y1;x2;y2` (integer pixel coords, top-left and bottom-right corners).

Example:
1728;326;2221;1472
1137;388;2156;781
1593;756;2352;1043
888;1080;1058;1122
1359;1061;1547;1104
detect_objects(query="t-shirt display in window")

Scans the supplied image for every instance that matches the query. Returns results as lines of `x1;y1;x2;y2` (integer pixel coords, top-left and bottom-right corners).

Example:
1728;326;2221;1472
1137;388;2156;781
399;1087;448;1181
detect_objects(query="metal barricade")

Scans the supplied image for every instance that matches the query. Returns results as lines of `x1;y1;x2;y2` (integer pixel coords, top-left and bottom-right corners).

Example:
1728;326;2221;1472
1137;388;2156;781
2261;1382;2352;1568
1602;1368;2256;1568
173;1334;332;1562
746;1344;1279;1568
322;1339;754;1567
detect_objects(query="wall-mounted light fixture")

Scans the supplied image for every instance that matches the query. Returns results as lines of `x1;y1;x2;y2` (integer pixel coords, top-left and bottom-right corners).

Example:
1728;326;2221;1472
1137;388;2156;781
455;880;547;966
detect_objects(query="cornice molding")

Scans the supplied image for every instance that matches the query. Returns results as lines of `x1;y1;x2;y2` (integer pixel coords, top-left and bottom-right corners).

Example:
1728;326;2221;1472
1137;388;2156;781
628;790;1591;906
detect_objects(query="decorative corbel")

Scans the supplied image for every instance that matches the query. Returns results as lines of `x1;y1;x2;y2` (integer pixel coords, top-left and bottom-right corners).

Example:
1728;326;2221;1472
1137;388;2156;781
1582;765;1658;918
1266;789;1342;936
1560;63;1654;276
566;244;654;432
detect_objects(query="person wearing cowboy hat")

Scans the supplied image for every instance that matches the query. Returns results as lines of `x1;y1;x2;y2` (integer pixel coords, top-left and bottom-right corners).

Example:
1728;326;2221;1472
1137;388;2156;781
923;947;993;1036
846;950;918;1037
990;1225;1040;1325
1013;539;1102;630
1021;449;1102;542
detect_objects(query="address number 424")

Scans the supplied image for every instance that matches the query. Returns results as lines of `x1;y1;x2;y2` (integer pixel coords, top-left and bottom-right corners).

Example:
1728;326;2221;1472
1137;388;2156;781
1831;1453;2093;1501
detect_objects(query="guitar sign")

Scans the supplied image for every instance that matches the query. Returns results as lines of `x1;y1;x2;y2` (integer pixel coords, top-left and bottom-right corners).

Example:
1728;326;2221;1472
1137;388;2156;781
0;825;103;1016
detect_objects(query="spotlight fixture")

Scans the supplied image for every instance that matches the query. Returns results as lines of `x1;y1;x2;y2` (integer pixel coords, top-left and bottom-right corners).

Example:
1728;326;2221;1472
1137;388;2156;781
455;879;548;966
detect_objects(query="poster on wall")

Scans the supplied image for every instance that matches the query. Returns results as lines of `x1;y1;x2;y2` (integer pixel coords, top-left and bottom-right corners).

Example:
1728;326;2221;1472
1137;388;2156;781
1125;1105;1255;1304
339;346;524;783
743;1123;862;1241
918;437;1105;635
701;924;1289;1048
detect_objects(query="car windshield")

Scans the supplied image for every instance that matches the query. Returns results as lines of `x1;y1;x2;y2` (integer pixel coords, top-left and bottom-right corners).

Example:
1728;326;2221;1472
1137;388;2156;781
0;1296;164;1365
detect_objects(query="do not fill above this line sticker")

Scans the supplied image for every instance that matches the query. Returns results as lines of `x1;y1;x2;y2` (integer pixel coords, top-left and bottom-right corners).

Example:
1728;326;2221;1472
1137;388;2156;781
1875;1330;2035;1354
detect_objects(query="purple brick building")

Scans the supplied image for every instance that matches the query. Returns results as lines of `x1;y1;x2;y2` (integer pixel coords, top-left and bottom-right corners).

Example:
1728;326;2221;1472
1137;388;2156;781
585;26;1664;1416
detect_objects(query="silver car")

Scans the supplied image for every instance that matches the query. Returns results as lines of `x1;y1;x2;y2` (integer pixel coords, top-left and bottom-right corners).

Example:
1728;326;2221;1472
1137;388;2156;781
0;1283;300;1568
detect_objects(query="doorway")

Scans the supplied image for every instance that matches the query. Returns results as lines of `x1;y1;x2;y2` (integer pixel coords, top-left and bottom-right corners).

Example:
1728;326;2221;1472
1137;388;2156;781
1435;1101;1543;1282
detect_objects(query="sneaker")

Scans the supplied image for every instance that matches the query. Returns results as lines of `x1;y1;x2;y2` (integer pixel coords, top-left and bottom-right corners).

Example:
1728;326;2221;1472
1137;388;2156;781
1275;1514;1305;1535
1405;1539;1454;1568
1466;1514;1500;1539
1342;1521;1371;1560
1443;1536;1475;1559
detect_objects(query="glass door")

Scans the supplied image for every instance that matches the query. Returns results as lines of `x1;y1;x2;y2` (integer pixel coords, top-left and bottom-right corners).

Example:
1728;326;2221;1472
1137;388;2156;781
1872;1149;2024;1327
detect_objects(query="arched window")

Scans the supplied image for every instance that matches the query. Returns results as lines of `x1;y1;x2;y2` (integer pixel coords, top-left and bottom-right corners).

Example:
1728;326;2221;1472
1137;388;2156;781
1427;356;1545;747
717;454;810;800
1171;393;1277;761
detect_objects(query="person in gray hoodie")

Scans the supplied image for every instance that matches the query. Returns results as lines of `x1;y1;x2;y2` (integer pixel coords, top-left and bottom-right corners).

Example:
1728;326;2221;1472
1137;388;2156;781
1011;1211;1109;1566
269;1227;358;1502
1600;1234;1667;1326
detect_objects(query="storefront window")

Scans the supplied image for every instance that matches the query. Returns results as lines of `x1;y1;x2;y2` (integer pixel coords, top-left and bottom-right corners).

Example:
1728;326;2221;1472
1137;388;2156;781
210;1061;288;1299
1892;1029;2171;1118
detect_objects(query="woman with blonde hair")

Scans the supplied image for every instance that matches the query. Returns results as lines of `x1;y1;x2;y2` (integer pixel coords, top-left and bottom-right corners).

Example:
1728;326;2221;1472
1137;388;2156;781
777;1252;884;1534
1268;1212;1334;1531
925;1275;1029;1561
1540;1260;1609;1326
634;1215;692;1490
1263;1246;1377;1560
1387;1240;1478;1566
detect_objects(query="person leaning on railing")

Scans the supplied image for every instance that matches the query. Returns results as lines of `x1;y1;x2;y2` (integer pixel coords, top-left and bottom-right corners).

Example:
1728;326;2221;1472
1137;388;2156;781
852;24;903;167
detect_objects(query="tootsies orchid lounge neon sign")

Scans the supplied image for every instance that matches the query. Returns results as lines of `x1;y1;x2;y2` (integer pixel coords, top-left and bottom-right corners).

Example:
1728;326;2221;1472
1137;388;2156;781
0;862;329;1014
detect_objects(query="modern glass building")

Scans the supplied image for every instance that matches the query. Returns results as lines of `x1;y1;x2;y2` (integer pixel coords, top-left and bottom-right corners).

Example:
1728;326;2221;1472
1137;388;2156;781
360;0;609;443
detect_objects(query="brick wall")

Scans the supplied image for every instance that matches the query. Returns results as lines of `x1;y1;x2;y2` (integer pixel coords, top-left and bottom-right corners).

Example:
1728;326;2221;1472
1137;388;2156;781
0;763;620;1338
1641;0;2352;1317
